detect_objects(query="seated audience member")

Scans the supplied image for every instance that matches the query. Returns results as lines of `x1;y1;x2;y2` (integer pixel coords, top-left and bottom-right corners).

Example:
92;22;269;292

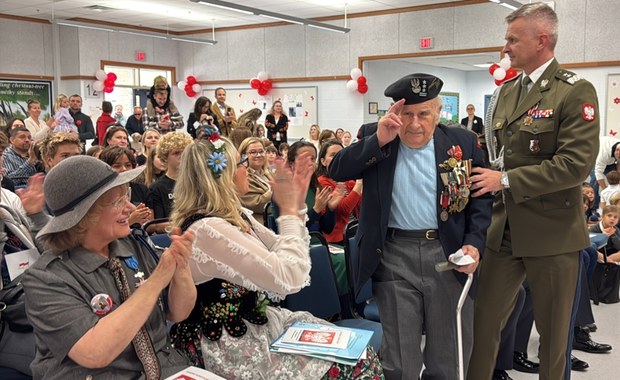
583;183;599;223
136;128;161;166
254;124;266;140
102;125;130;148
2;117;25;139
85;145;104;159
229;126;253;150
145;89;184;133
273;141;339;234
22;155;196;379
148;132;192;230
278;142;289;159
599;170;620;210
341;131;353;148
318;129;337;151
137;149;166;187
96;101;116;146
168;137;383;379
265;144;278;172
99;146;153;228
237;137;273;224
316;140;361;244
125;106;144;136
187;96;218;139
2;127;39;187
24;99;51;140
335;128;345;142
37;132;82;172
590;205;620;263
0;173;49;379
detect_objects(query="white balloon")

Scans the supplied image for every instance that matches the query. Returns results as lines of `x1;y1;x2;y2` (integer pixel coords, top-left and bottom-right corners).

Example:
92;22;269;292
346;80;358;92
93;81;105;92
95;70;107;81
192;83;202;93
350;68;362;80
257;71;269;81
177;80;187;90
493;68;507;80
499;57;511;70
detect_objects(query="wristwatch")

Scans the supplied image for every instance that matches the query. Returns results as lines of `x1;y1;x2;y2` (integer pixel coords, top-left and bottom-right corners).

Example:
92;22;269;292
500;171;510;189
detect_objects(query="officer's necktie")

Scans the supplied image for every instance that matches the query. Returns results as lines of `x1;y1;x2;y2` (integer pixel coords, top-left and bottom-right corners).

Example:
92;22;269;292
108;258;160;380
518;76;532;105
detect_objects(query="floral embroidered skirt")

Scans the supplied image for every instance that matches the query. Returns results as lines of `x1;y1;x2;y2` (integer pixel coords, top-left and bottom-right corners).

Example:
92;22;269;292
174;306;383;379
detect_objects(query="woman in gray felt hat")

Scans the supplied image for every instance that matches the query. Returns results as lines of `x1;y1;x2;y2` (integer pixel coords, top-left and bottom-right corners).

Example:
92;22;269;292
21;155;196;380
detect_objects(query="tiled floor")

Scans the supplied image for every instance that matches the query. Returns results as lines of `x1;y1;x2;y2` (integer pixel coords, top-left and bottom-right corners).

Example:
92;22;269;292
509;302;619;379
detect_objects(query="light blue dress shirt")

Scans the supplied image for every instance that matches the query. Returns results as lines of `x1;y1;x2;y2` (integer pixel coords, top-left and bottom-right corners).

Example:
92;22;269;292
388;139;438;230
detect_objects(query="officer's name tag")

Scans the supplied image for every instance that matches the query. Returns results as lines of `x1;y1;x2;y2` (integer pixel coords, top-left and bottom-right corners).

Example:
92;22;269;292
5;248;39;281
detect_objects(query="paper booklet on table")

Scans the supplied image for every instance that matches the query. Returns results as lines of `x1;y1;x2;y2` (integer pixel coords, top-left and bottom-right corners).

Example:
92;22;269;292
270;322;373;365
164;366;226;380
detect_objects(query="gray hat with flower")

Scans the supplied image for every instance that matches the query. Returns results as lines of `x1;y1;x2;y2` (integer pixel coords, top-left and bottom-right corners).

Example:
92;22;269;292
37;155;144;238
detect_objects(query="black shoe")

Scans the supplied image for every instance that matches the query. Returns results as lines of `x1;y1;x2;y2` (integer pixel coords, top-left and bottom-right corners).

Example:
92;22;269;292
585;323;597;332
571;355;589;371
492;369;514;380
512;351;539;373
573;337;613;353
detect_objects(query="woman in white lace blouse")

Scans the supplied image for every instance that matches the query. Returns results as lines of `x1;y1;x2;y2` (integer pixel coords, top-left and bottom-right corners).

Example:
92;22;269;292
169;134;383;379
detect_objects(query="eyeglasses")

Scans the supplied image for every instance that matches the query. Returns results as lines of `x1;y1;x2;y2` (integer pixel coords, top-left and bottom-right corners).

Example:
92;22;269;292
111;188;131;211
248;150;265;156
237;155;249;169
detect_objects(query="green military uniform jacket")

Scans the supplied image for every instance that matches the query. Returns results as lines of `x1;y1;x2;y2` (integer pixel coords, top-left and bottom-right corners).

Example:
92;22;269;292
488;58;600;256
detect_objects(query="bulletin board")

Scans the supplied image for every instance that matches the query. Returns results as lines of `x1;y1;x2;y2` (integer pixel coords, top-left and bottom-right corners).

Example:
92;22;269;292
606;74;620;136
206;86;318;139
439;92;460;124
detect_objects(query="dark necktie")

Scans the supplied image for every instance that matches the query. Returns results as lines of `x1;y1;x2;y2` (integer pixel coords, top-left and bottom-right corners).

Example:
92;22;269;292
518;76;532;105
108;258;160;380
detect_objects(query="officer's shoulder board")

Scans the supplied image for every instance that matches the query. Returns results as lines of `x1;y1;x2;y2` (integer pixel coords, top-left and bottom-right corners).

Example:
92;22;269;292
556;69;582;85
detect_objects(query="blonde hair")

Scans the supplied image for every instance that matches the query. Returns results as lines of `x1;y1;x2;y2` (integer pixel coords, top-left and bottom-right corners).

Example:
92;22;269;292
153;75;168;89
54;94;68;113
170;140;247;231
238;137;270;173
610;192;620;206
156;132;192;162
141;128;161;154
37;132;82;162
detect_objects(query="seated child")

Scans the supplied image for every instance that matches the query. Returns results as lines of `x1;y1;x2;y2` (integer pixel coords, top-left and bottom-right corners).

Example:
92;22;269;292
599;170;620;210
588;204;620;263
582;183;599;224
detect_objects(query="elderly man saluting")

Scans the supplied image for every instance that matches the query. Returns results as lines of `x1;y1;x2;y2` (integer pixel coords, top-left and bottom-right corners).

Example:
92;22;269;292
329;73;493;380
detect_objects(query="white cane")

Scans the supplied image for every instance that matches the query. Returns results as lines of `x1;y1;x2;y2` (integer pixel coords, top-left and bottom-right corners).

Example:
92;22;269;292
436;262;474;380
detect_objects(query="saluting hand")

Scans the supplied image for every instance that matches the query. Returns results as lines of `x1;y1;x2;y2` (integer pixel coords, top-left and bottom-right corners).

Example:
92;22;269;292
377;98;405;147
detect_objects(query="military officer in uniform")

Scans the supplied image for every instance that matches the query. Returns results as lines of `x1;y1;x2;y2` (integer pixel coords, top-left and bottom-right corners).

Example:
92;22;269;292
468;3;600;380
330;73;493;379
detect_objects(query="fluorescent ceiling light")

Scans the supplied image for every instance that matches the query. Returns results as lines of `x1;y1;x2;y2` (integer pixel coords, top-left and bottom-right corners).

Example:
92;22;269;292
191;0;350;33
499;3;518;10
488;0;522;10
54;19;217;45
473;63;493;68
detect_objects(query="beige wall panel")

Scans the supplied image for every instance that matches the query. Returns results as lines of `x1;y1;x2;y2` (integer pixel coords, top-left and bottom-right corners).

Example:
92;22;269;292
226;28;266;79
265;25;306;78
305;26;349;77
399;8;455;53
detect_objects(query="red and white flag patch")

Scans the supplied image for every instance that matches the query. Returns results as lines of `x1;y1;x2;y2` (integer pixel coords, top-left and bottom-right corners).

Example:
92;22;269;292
582;103;596;121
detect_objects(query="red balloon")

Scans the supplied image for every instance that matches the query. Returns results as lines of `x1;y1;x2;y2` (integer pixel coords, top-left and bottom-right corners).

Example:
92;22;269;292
186;89;196;97
107;72;117;82
494;79;503;86
104;86;114;93
357;76;367;86
186;76;197;85
505;68;518;80
104;78;115;87
358;84;368;94
184;83;192;92
489;63;500;75
258;88;268;96
262;80;272;90
250;79;261;89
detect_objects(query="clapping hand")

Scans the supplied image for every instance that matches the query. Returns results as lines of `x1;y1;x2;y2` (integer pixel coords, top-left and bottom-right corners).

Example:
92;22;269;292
327;184;346;211
17;173;45;215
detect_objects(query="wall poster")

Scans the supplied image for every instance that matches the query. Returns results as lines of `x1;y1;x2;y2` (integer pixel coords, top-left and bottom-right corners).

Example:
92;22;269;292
0;79;52;127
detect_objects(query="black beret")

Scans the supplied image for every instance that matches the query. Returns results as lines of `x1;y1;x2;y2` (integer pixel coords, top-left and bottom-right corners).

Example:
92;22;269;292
384;73;443;105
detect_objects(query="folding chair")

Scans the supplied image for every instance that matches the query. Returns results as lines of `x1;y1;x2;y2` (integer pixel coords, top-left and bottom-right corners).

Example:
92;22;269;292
284;232;383;350
142;218;172;249
343;220;380;322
